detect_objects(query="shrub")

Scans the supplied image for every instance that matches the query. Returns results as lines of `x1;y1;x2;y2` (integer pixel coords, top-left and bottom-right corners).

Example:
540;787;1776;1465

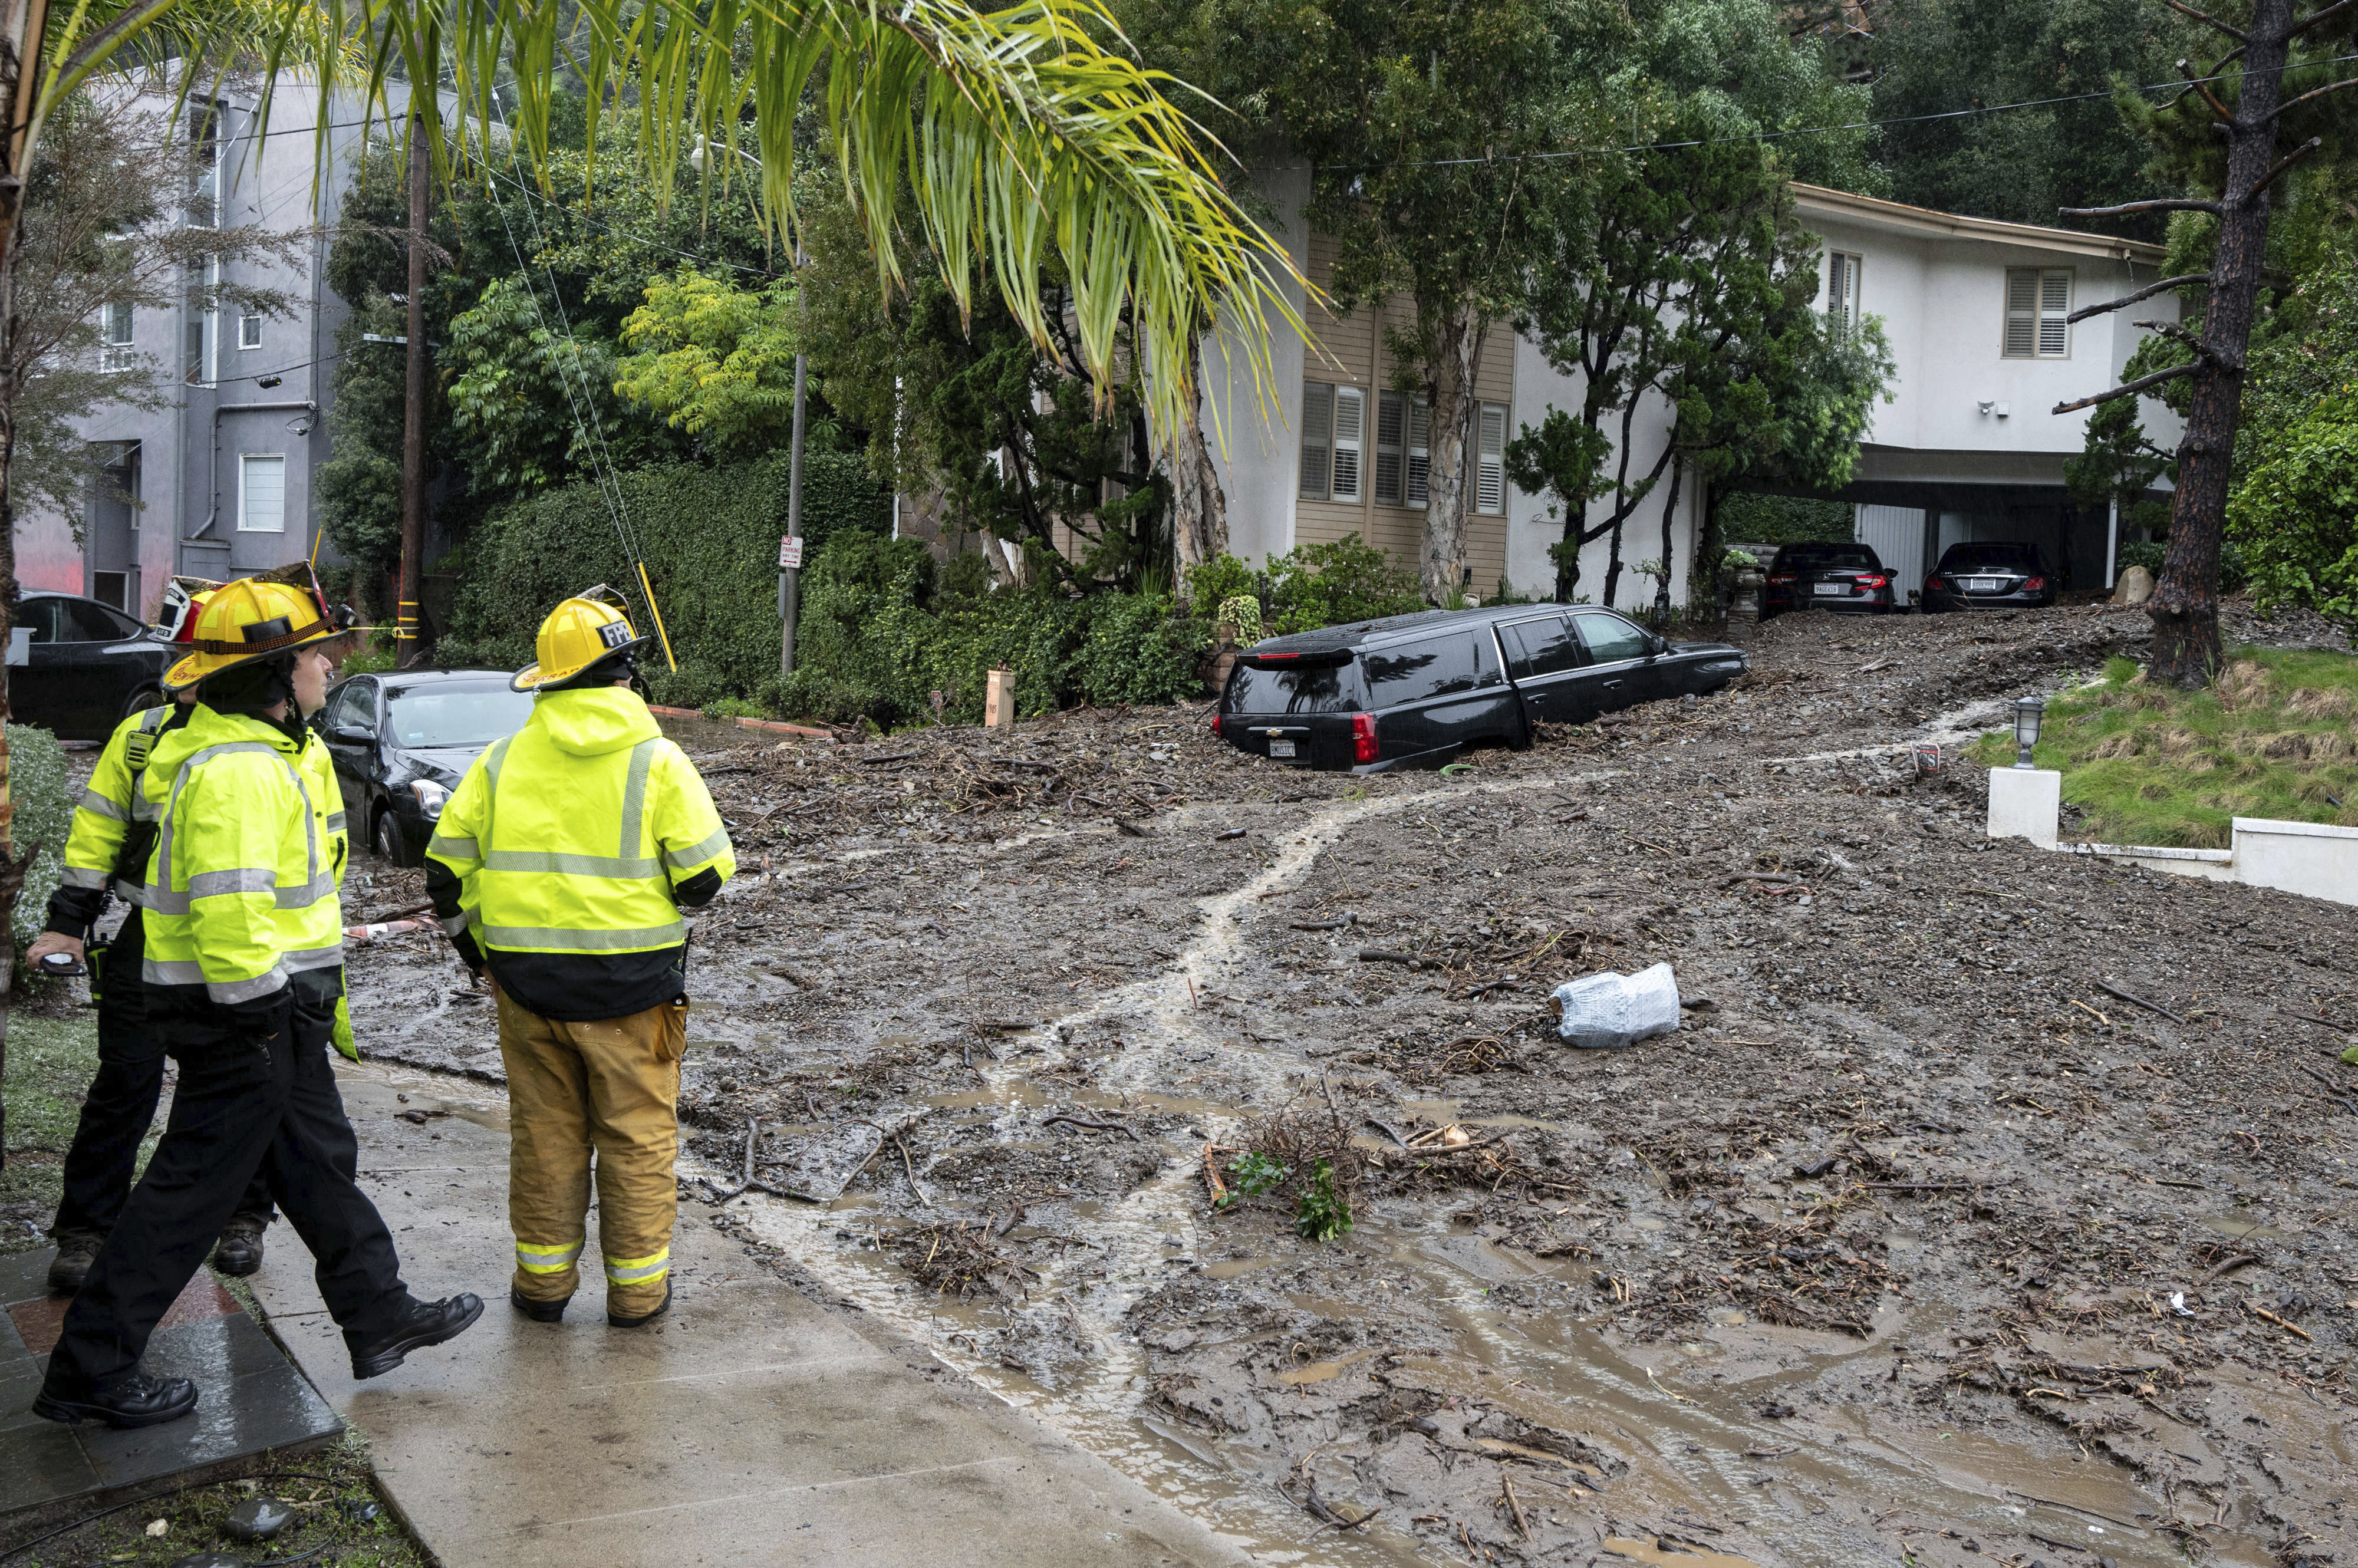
2230;396;2358;617
2118;538;2251;593
1184;552;1259;613
1264;535;1424;634
7;723;71;958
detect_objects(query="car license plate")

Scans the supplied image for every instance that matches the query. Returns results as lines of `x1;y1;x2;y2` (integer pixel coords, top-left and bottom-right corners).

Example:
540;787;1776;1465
1812;582;1845;596
1268;739;1297;758
1967;577;1999;592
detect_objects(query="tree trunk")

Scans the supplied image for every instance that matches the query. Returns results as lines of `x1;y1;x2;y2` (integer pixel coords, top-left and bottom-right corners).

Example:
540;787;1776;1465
1602;513;1625;608
1170;342;1228;578
1698;479;1727;617
2148;0;2293;686
1654;453;1683;622
397;114;429;667
0;0;50;1174
1422;303;1485;602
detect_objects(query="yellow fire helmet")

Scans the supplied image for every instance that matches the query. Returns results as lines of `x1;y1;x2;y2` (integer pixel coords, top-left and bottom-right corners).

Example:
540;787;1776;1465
163;577;342;691
512;585;650;693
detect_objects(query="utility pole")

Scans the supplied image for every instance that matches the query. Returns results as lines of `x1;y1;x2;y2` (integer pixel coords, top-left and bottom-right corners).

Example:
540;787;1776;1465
397;112;427;667
780;350;804;676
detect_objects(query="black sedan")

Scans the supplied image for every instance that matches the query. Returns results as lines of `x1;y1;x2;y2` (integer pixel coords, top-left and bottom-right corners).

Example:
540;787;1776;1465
1922;542;2057;611
1761;543;1900;617
6;592;177;740
314;670;537;864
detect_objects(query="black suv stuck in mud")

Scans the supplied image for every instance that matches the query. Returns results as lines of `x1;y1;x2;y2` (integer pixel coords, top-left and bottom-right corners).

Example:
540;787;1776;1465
1214;604;1747;771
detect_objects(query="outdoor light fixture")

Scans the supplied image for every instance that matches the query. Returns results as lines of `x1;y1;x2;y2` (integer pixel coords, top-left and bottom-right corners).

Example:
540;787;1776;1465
2011;695;2045;769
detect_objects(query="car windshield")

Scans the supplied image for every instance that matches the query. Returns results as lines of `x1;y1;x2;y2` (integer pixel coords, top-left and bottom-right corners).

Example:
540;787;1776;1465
1226;660;1362;714
1776;545;1879;571
385;684;536;749
1941;545;2038;570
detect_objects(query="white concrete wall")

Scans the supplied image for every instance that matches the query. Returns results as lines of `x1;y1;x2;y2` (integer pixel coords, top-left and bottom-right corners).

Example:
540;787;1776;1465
1203;161;1311;573
2232;818;2358;906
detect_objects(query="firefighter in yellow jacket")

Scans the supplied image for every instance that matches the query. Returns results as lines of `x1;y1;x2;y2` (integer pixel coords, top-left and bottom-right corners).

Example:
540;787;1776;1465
37;579;480;1430
426;587;733;1327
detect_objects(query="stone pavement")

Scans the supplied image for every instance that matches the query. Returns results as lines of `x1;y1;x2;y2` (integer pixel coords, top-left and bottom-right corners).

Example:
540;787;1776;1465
247;1060;1249;1568
0;1248;341;1517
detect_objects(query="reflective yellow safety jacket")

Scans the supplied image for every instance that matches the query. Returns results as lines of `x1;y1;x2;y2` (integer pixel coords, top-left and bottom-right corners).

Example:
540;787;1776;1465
424;686;733;1022
50;703;346;937
138;704;348;1007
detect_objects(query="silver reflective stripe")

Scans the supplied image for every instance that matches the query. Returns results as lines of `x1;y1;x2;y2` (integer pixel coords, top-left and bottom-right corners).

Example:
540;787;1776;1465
130;793;162;823
440;913;470;937
207;966;289;1004
325;812;347;833
427;832;479;862
283;943;345;973
112;878;145;905
661;827;731;872
603;1254;669;1284
77;788;129;822
189;868;278;899
479;921;686;951
59;866;108;890
482;848;660;879
620;740;658;862
143;957;205;986
480;737;512;851
147;742;282;908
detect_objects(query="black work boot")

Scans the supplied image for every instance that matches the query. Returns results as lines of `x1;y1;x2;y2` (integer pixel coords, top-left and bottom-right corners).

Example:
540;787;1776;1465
608;1280;673;1328
509;1287;568;1323
45;1230;105;1295
211;1213;269;1277
346;1293;485;1380
34;1369;199;1429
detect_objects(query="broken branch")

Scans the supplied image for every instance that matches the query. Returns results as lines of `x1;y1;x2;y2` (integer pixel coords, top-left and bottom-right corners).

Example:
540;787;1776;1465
2066;274;2209;324
2247;136;2324;201
2096;978;2187;1023
2266;74;2358;122
2053;361;2196;415
2058;197;2223;219
2163;0;2246;37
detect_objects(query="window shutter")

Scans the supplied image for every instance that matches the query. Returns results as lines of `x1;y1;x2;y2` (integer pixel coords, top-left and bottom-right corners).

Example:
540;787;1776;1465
1331;386;1365;502
1298;381;1332;501
1374;391;1405;505
239;455;285;532
1828;252;1860;335
1406;396;1431;507
2037;270;2072;357
1476;403;1507;516
2003;269;2039;357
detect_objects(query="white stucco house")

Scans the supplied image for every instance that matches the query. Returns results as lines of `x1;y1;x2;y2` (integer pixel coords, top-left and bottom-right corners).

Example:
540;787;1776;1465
1203;171;2182;608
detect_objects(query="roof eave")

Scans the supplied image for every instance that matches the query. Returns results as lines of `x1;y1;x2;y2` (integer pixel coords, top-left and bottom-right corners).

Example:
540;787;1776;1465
1790;183;2170;266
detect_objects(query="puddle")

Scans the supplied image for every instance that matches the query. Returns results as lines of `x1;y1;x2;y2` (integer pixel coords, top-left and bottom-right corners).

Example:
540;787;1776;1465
2204;1213;2298;1240
1204;1256;1276;1280
1274;1345;1386;1386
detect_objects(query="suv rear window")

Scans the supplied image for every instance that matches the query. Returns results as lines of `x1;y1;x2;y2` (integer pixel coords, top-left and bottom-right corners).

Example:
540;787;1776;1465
1226;661;1362;714
1365;632;1486;708
1938;543;2040;570
1773;544;1880;571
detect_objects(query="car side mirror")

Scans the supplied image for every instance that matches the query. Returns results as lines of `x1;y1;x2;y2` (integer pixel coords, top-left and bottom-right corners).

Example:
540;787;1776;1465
330;723;374;745
1650;634;1669;655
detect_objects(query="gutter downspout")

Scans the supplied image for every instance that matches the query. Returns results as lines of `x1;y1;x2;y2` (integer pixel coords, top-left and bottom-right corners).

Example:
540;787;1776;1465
189;400;318;542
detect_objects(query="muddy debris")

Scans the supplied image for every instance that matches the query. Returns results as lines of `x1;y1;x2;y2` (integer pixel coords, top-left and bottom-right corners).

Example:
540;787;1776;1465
344;598;2358;1568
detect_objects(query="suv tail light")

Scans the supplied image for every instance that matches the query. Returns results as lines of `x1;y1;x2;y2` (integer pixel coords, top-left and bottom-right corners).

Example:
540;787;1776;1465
1210;712;1223;737
1352;712;1379;766
2023;575;2047;592
1858;574;1889;588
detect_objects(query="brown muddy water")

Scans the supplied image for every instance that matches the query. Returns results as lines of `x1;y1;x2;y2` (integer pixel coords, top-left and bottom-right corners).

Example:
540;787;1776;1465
345;607;2358;1567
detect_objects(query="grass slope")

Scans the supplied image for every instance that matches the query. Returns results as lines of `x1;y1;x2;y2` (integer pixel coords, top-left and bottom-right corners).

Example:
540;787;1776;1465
1975;648;2358;847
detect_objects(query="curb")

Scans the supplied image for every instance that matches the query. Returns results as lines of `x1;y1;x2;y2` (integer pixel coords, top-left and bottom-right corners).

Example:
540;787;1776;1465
645;704;831;739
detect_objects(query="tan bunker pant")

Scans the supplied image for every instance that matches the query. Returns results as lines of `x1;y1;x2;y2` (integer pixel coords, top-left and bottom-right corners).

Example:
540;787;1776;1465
498;993;687;1316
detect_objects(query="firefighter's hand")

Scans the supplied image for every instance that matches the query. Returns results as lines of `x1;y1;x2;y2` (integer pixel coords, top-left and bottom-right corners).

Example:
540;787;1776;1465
27;932;85;967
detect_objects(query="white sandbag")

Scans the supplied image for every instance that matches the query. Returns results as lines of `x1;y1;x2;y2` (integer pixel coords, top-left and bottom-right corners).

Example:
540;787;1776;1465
1552;963;1681;1050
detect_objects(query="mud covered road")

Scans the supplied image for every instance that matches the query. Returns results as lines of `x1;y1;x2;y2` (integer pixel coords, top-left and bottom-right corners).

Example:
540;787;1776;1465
347;599;2358;1568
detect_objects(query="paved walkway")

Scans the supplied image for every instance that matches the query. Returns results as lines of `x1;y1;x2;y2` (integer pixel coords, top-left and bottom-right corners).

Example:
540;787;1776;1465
247;1060;1246;1568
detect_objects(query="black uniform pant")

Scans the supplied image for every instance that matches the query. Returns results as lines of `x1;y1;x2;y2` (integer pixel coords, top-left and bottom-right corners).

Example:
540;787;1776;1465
44;974;415;1394
50;909;274;1237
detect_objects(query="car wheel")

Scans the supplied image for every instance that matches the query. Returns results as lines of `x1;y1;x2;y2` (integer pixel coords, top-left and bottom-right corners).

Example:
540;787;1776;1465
121;685;166;720
373;806;413;868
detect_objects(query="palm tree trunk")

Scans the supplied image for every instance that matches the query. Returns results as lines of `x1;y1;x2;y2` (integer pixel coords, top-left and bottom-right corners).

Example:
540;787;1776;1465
1422;304;1484;602
1170;342;1228;575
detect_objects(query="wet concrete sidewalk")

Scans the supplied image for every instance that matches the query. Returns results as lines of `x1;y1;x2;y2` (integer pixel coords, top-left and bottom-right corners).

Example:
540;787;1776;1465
247;1060;1248;1568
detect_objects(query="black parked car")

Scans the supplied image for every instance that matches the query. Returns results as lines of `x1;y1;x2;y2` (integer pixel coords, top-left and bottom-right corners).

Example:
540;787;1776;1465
1762;543;1899;617
315;669;538;864
1922;542;2057;611
8;592;177;740
1214;604;1748;772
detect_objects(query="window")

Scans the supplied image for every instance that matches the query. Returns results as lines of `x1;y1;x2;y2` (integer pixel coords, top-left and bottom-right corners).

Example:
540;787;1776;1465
239;454;286;532
1299;381;1332;502
1226;660;1360;715
14;598;63;643
1474;403;1507;516
1827;252;1862;335
239;313;262;350
1572;611;1652;665
185;317;206;383
100;303;133;371
92;572;128;610
185;104;221;227
2004;268;2073;358
1500;615;1581;678
64;601;141;641
327;680;377;732
1299;381;1366;502
1330;386;1364;502
1375;391;1431;508
1364;633;1481;707
387;683;538;748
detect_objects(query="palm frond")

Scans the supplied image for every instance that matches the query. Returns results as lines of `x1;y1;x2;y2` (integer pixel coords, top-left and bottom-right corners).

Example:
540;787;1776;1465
34;0;1305;445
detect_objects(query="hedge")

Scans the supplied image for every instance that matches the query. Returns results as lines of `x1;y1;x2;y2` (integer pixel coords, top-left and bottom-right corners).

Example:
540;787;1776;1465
8;722;71;960
439;450;891;704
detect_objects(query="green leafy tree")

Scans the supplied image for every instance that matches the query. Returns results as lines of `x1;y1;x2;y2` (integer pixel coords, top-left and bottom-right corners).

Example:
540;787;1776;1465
612;271;811;460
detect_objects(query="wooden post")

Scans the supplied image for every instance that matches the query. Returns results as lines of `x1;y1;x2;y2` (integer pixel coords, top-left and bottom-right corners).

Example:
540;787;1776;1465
397;113;427;666
985;668;1016;730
